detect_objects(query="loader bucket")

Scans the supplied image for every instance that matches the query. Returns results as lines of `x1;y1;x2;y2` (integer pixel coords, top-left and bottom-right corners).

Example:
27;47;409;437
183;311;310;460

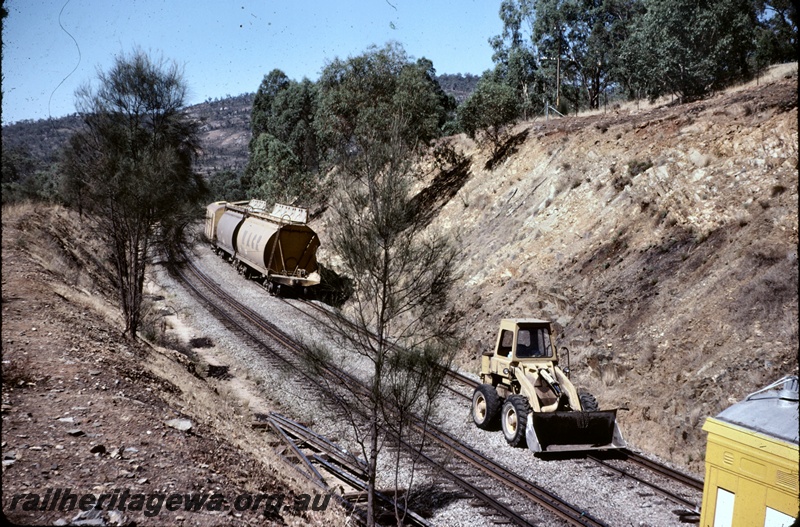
526;410;626;453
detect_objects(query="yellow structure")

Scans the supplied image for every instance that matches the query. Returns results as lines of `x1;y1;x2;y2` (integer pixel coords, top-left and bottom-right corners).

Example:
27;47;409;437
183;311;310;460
700;376;799;527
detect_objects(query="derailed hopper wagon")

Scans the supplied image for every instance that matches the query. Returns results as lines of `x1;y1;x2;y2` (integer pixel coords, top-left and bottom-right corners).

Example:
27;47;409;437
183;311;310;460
472;318;625;452
205;200;321;297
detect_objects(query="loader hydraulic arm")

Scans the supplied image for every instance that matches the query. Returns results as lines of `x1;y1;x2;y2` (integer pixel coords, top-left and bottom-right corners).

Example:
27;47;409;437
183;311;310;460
538;368;562;398
511;366;561;413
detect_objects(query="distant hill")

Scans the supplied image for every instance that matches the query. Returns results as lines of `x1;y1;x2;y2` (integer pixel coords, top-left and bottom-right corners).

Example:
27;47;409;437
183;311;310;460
2;74;477;178
185;93;254;176
1;114;83;165
1;93;255;178
436;73;480;104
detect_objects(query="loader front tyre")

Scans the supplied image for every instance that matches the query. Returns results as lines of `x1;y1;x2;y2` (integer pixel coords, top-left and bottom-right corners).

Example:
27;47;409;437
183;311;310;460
501;395;531;447
472;384;500;429
579;391;599;412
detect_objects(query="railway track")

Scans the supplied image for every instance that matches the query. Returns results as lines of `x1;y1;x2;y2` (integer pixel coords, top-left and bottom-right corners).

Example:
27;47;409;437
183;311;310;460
440;368;704;513
265;412;432;527
287;296;704;517
441;365;704;511
442;358;704;517
175;256;614;526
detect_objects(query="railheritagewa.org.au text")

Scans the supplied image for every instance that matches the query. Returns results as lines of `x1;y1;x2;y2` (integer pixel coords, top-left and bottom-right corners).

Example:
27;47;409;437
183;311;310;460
5;487;333;518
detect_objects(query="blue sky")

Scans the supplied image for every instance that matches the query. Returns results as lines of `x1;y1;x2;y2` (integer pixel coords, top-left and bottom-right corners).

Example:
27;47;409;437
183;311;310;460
2;0;503;125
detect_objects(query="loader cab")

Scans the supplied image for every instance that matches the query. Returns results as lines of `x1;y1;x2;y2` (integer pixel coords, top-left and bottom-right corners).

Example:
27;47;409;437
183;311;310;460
485;319;558;381
515;325;555;359
493;319;556;362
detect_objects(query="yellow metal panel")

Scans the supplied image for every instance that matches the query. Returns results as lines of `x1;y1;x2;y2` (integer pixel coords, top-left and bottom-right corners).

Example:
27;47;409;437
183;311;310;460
766;486;800;524
733;477;767;526
700;417;799;527
702;418;798;462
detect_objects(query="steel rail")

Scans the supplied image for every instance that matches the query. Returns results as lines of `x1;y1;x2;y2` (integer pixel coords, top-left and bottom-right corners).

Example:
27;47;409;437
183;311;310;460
586;454;698;510
620;450;704;491
450;369;704;511
178;256;610;526
266;413;433;527
268;413;369;475
173;261;379;525
285;297;611;524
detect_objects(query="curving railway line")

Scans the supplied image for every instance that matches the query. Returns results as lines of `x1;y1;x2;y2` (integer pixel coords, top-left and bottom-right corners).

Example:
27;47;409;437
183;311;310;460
286;295;705;518
438;356;704;513
175;257;609;525
174;253;703;525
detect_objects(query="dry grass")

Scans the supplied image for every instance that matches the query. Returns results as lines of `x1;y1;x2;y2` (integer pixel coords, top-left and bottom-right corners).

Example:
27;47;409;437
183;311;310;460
566;62;798;120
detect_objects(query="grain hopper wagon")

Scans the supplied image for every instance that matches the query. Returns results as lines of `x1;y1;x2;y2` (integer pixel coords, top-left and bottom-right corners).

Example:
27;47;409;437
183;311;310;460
205;200;321;296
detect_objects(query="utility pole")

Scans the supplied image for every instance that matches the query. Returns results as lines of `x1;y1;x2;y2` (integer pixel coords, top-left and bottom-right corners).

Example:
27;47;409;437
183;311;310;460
556;53;561;108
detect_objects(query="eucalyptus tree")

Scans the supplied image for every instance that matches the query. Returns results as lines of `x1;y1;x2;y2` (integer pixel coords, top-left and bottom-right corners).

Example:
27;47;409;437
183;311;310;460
752;0;798;73
245;71;321;206
619;0;757;102
61;50;207;337
457;77;520;153
315;42;452;161
489;0;541;116
490;0;627;113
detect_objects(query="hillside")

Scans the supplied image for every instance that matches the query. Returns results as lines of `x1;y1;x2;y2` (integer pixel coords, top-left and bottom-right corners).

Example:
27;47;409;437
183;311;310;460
1;94;254;180
394;63;798;469
185;93;254;176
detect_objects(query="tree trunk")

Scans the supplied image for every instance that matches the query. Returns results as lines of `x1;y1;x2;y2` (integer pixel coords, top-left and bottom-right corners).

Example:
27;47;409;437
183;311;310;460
366;399;380;527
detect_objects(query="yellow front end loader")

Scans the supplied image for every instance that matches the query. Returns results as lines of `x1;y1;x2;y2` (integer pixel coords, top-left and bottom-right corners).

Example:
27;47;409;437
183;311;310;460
472;319;626;452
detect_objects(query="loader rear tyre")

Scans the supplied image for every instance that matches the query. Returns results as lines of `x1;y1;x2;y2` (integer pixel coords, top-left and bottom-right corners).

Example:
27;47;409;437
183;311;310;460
501;395;531;447
579;391;599;412
472;384;500;430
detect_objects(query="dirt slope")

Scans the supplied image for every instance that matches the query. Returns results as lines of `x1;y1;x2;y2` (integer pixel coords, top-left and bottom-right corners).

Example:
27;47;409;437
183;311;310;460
412;63;798;470
1;204;345;526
